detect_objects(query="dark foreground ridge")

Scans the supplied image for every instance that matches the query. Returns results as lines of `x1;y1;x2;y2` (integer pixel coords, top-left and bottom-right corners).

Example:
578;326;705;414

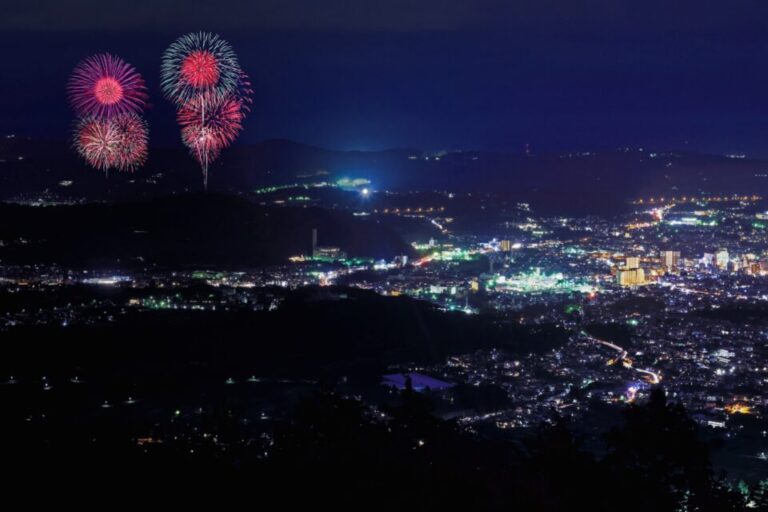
0;286;567;382
2;284;764;508
6;383;766;510
0;194;412;266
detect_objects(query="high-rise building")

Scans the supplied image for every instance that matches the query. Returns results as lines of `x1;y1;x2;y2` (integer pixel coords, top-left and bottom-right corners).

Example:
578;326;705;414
625;256;640;269
660;250;681;269
617;268;646;286
312;228;318;258
716;249;729;269
499;239;512;252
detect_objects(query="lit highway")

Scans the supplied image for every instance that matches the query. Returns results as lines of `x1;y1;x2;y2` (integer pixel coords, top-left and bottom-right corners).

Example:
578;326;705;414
581;331;662;385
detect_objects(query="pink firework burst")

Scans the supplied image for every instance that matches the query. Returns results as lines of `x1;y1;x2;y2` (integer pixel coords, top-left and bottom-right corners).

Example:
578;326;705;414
68;54;148;118
177;92;244;186
74;117;120;172
113;113;149;172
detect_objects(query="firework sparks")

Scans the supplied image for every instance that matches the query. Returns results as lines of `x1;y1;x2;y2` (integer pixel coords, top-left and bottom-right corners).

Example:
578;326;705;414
177;92;244;186
113;113;149;172
74;114;148;174
237;71;254;112
74;117;120;172
161;32;242;105
68;54;150;177
163;32;251;189
178;92;244;152
68;54;148;119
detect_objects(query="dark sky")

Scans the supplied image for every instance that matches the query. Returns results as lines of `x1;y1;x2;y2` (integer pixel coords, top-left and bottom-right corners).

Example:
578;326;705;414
4;0;768;155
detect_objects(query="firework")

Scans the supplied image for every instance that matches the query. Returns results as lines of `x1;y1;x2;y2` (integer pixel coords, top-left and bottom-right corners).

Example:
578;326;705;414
236;70;254;111
113;113;149;171
178;92;244;151
161;32;242;105
177;91;244;186
74;117;119;172
163;32;251;189
68;54;148;119
73;114;148;174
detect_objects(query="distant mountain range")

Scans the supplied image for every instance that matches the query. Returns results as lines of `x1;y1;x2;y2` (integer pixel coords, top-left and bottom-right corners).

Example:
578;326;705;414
2;135;768;213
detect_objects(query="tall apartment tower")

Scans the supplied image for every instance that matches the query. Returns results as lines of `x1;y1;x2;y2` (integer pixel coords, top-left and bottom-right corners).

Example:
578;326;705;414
618;255;645;286
661;250;681;269
716;249;729;270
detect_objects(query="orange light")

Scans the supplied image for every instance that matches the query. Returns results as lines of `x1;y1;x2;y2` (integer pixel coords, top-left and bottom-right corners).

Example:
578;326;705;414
724;403;752;415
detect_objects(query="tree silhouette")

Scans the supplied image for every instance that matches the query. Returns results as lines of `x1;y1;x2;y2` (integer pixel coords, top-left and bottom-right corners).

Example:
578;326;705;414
603;388;745;512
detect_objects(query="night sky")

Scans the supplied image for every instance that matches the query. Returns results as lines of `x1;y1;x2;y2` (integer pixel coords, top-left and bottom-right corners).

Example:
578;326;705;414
4;0;768;155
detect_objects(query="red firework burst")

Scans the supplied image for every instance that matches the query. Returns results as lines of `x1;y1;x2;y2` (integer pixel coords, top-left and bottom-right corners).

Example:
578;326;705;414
113;113;149;171
74;117;120;171
68;54;148;118
177;92;244;166
161;32;242;106
181;50;221;89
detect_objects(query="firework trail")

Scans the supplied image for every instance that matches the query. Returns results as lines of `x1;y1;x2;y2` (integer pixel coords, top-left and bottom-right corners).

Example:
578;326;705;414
178;91;244;163
68;54;148;119
162;32;251;189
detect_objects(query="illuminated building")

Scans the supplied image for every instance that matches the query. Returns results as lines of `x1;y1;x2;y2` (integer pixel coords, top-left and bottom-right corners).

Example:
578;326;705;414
499;239;512;252
314;246;347;261
660;250;680;269
617;255;646;285
311;228;347;261
617;268;645;286
715;248;729;269
724;403;753;415
490;268;596;294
